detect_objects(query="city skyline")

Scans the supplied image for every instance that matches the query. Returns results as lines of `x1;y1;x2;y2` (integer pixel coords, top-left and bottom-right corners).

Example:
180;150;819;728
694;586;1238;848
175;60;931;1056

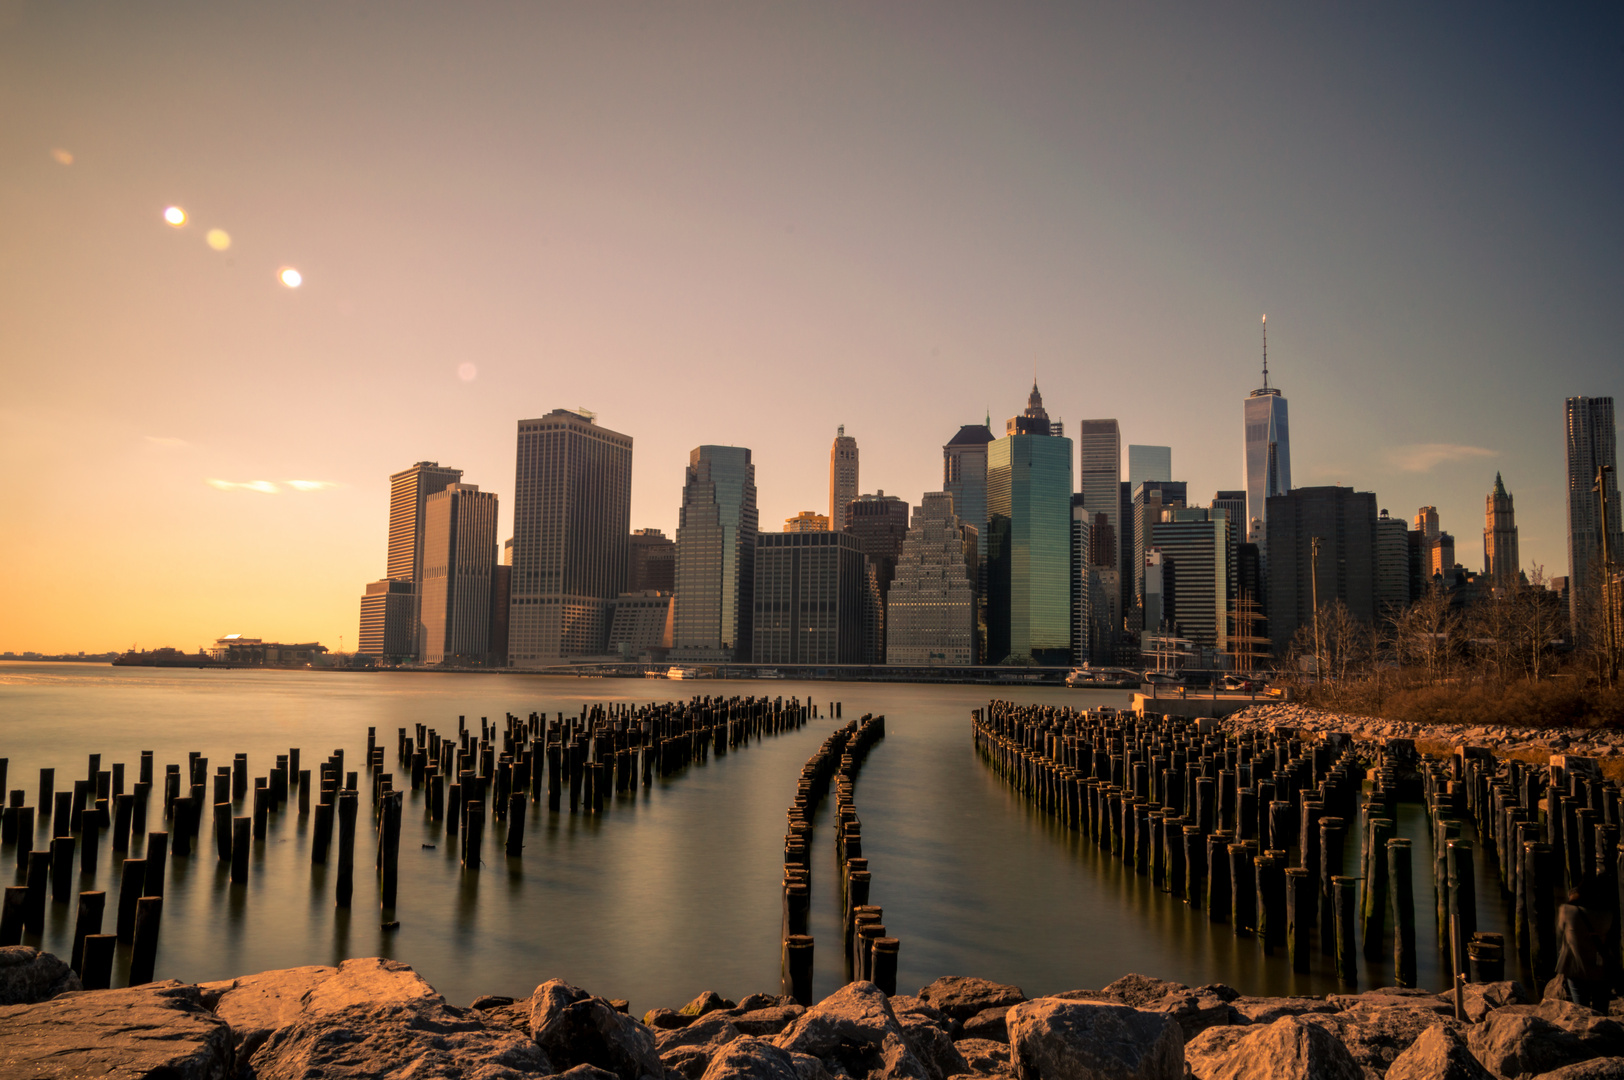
4;4;1622;652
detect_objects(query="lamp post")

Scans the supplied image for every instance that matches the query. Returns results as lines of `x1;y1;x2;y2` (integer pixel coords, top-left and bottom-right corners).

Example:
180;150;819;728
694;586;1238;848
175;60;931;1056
1310;536;1323;681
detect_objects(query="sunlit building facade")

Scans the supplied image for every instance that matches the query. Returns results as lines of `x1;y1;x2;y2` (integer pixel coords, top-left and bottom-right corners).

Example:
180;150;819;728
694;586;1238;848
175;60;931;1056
829;426;859;532
886;492;977;665
988;383;1074;665
420;483;498;664
1484;473;1519;589
672;445;757;662
1244;320;1291;547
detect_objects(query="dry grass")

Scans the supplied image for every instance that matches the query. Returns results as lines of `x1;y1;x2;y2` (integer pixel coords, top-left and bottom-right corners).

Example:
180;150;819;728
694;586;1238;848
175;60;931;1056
1299;675;1624;732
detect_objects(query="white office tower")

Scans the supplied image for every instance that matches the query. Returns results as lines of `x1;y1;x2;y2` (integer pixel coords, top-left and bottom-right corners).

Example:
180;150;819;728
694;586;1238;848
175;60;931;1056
1244;315;1292;545
885;492;978;665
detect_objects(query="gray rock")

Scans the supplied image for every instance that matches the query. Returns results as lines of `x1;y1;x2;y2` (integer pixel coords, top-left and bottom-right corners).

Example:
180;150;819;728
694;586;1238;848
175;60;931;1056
0;945;81;1005
251;997;550;1080
551;1066;624;1080
917;977;1027;1024
658;1013;746;1080
531;978;664;1080
1189;1016;1361;1080
954;1037;1013;1076
700;1037;802;1080
1091;975;1240;1040
1006;997;1183;1080
1434;982;1527;1025
738;994;794;1012
1385;1023;1495;1080
473;994;518;1009
0;981;232;1079
682;992;739;1017
201;956;441;1061
1468;1011;1588;1079
647;1008;695;1030
1303;1004;1463;1075
774;980;932;1080
897;1009;971;1079
961;1007;1010;1043
1228;996;1336;1025
785;1049;834;1080
736;1005;806;1037
1533;1059;1624;1080
1182;1026;1253;1078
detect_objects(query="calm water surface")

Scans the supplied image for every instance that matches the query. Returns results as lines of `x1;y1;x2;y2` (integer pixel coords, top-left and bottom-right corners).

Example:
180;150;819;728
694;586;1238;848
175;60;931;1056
0;663;1496;1011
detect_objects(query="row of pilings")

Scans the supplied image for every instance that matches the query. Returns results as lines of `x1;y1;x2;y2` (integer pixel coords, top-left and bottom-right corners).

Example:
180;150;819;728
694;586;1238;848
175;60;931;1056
970;700;1540;991
780;710;890;1004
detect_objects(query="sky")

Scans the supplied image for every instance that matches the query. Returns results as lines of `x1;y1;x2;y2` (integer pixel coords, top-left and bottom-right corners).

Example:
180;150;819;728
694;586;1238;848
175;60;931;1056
2;2;1621;653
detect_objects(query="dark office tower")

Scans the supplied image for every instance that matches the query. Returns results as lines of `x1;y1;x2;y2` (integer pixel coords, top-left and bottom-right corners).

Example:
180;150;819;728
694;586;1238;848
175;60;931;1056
1484;474;1520;590
1244;315;1292;546
1119;481;1135;632
627;528;676;593
830;426;859;532
1211;491;1247;530
1127;446;1172;491
420;484;499;664
1150;507;1235;650
1374;510;1411;615
943;424;993;560
673;446;758;662
988;383;1074;665
357;579;415;661
844;492;911;662
1070;495;1092;664
380;461;462;659
1132;480;1187;623
1566;396;1622;638
488;564;511;666
752;532;874;665
508;409;633;665
1265;486;1377;658
1078;420;1122;646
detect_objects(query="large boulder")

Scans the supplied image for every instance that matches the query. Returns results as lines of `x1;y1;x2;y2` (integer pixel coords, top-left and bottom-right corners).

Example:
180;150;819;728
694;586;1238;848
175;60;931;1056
1433;982;1527;1024
917;977;1027;1024
962;1006;1012;1042
249;997;549;1079
1093;976;1240;1041
896;1009;971;1079
1182;1026;1254;1078
0;946;81;1005
201;957;441;1059
735;1005;806;1037
700;1037;803;1080
774;981;933;1080
955;1037;1013;1077
1302;1002;1463;1076
657;1012;745;1080
1385;1023;1495;1080
0;981;233;1079
682;991;738;1017
1006;997;1183;1080
1187;1016;1360;1080
1468;1011;1588;1079
1533;1060;1624;1080
530;979;663;1080
1227;997;1337;1025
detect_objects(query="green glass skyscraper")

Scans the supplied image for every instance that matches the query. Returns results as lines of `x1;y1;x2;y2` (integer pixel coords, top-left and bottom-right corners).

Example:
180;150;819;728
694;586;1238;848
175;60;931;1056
988;383;1074;665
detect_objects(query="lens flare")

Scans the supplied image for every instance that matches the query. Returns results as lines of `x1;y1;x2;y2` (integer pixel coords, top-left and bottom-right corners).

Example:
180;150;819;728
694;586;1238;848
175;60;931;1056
205;229;231;251
51;148;73;165
163;206;187;226
458;362;478;382
278;267;302;288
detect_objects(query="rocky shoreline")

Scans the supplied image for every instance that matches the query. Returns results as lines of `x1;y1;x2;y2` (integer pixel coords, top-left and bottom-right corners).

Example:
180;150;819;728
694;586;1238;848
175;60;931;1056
1222;702;1624;760
2;947;1622;1079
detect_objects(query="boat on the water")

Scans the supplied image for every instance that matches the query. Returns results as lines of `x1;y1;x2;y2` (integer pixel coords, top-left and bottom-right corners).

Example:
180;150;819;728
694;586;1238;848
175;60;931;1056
666;666;712;680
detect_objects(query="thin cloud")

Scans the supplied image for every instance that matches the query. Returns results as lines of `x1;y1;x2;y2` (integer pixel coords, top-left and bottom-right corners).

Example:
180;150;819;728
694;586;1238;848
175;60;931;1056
144;436;191;448
207;479;280;494
1386;443;1495;473
284;480;338;491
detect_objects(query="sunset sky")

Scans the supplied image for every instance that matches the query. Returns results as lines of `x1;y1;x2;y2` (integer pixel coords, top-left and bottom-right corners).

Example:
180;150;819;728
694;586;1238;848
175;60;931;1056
3;3;1621;653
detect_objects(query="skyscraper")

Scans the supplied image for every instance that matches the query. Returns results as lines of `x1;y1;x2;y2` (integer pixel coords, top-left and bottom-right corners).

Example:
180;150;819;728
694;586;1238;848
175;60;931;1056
886;492;977;665
784;511;830;532
1132;480;1187;623
1266;486;1377;658
1243;316;1292;546
1211;491;1247;529
843;492;910;662
1374;510;1411;615
1078;420;1122;647
1127;445;1172;491
1149;507;1234;650
673;445;758;662
420;483;498;664
829;426;859;532
1484;473;1520;590
508;409;633;665
1565;396;1622;637
988;383;1074;665
943;423;993;561
752;531;874;665
385;460;463;658
357;579;415;661
627;528;676;593
1069;494;1092;664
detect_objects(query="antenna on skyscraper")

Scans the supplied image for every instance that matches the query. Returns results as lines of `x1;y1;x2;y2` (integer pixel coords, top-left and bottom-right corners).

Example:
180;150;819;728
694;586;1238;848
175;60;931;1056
1261;314;1269;390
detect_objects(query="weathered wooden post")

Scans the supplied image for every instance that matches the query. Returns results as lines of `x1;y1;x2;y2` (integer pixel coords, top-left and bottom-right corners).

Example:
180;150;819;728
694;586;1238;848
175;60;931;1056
336;792;357;908
0;886;26;945
24;850;50;934
1389;838;1417;987
463;800;484;868
129;895;163;985
231;818;249;883
380;791;401;912
871;937;899;995
1285;867;1312;972
1332;875;1358;983
144;832;167;897
506;792;525;856
81;934;116;990
51;834;75;904
116;858;145;941
783;934;814;1005
1361;818;1393;960
70;890;106;974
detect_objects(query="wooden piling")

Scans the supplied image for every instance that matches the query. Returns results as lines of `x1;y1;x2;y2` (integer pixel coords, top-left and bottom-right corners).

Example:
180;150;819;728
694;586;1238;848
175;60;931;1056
1389;838;1417;987
783;934;814;1005
144;832;167;897
24;851;50;934
81;933;116;990
231;818;249;883
70;890;106;974
116;859;145;941
129;895;163;985
51;835;75;904
336;792;357;908
1332;876;1357;983
506;792;525;856
1285;867;1312;972
0;886;25;945
1361;818;1393;961
380;791;401;912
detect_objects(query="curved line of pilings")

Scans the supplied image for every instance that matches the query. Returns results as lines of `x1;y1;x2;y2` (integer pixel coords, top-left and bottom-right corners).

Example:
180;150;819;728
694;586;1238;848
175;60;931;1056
780;710;889;1004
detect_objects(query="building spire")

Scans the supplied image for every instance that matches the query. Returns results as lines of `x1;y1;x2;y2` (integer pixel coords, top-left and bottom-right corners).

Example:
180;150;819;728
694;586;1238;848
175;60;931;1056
1261;314;1269;390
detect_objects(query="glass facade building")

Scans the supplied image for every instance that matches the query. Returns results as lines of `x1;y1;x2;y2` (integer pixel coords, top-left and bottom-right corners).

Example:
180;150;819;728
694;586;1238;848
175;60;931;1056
673;445;758;662
987;425;1074;665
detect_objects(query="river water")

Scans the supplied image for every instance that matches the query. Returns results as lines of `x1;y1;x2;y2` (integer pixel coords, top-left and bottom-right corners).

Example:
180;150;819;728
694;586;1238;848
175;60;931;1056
0;663;1494;1011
